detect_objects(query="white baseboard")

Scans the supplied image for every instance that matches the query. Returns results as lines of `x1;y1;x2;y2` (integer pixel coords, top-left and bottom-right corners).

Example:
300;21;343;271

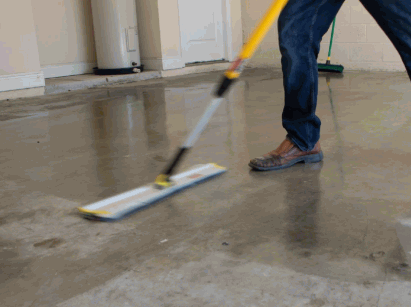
41;62;96;79
140;58;163;71
162;56;185;70
141;57;185;71
0;72;45;92
161;62;230;78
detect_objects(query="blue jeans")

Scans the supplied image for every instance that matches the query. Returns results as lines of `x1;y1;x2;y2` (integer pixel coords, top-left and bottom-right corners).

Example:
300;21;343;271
279;0;411;151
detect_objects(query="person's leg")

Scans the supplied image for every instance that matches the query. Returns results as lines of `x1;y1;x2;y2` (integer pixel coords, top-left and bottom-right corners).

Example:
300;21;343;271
360;0;411;79
279;0;345;151
249;0;344;171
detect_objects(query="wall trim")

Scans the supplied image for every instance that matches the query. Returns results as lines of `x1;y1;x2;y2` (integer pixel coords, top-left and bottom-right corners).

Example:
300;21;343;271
161;62;230;78
162;56;185;70
223;0;234;61
41;62;96;79
140;58;163;71
0;72;45;93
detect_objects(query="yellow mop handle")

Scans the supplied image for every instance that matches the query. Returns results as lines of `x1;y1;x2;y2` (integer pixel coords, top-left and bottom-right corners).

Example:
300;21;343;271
224;0;289;80
156;0;289;185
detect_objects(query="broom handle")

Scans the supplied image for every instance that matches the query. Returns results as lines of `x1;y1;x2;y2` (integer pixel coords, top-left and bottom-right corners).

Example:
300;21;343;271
326;18;336;65
156;0;289;184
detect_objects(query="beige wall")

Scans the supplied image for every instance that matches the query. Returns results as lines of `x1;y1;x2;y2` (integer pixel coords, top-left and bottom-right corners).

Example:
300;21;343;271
0;0;45;95
242;0;281;68
158;0;181;58
320;0;404;71
242;0;405;72
136;0;163;70
229;0;243;61
136;0;186;71
32;0;96;67
0;0;42;76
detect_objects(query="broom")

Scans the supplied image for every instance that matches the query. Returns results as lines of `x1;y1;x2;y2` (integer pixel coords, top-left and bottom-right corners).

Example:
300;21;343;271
318;18;344;73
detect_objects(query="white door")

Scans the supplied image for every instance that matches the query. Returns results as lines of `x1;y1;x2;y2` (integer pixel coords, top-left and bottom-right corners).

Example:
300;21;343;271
178;0;225;64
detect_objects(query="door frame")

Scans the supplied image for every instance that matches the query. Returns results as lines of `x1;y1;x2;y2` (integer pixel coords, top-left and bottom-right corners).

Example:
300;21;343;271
177;0;236;65
222;0;235;62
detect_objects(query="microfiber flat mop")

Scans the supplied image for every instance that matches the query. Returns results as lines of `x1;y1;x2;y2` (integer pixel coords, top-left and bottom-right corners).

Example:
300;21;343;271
78;0;290;221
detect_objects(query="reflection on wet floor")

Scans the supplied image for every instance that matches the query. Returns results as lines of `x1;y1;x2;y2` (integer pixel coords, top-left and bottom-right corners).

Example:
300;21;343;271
283;163;322;251
88;90;170;196
326;76;343;160
1;69;411;305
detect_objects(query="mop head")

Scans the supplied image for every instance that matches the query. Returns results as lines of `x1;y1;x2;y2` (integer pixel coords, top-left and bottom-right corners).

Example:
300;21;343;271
78;163;227;221
318;63;344;73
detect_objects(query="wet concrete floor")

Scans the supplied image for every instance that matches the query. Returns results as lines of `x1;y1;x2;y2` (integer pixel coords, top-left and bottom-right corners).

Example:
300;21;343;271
1;68;411;306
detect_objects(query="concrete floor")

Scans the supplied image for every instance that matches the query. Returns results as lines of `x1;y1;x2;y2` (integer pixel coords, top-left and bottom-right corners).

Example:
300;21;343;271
1;68;411;306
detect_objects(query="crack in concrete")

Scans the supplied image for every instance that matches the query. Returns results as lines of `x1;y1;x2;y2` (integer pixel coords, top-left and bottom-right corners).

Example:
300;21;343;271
362;219;369;244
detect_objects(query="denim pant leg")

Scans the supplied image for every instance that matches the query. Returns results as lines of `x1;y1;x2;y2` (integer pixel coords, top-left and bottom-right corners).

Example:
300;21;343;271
278;0;345;151
360;0;411;79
